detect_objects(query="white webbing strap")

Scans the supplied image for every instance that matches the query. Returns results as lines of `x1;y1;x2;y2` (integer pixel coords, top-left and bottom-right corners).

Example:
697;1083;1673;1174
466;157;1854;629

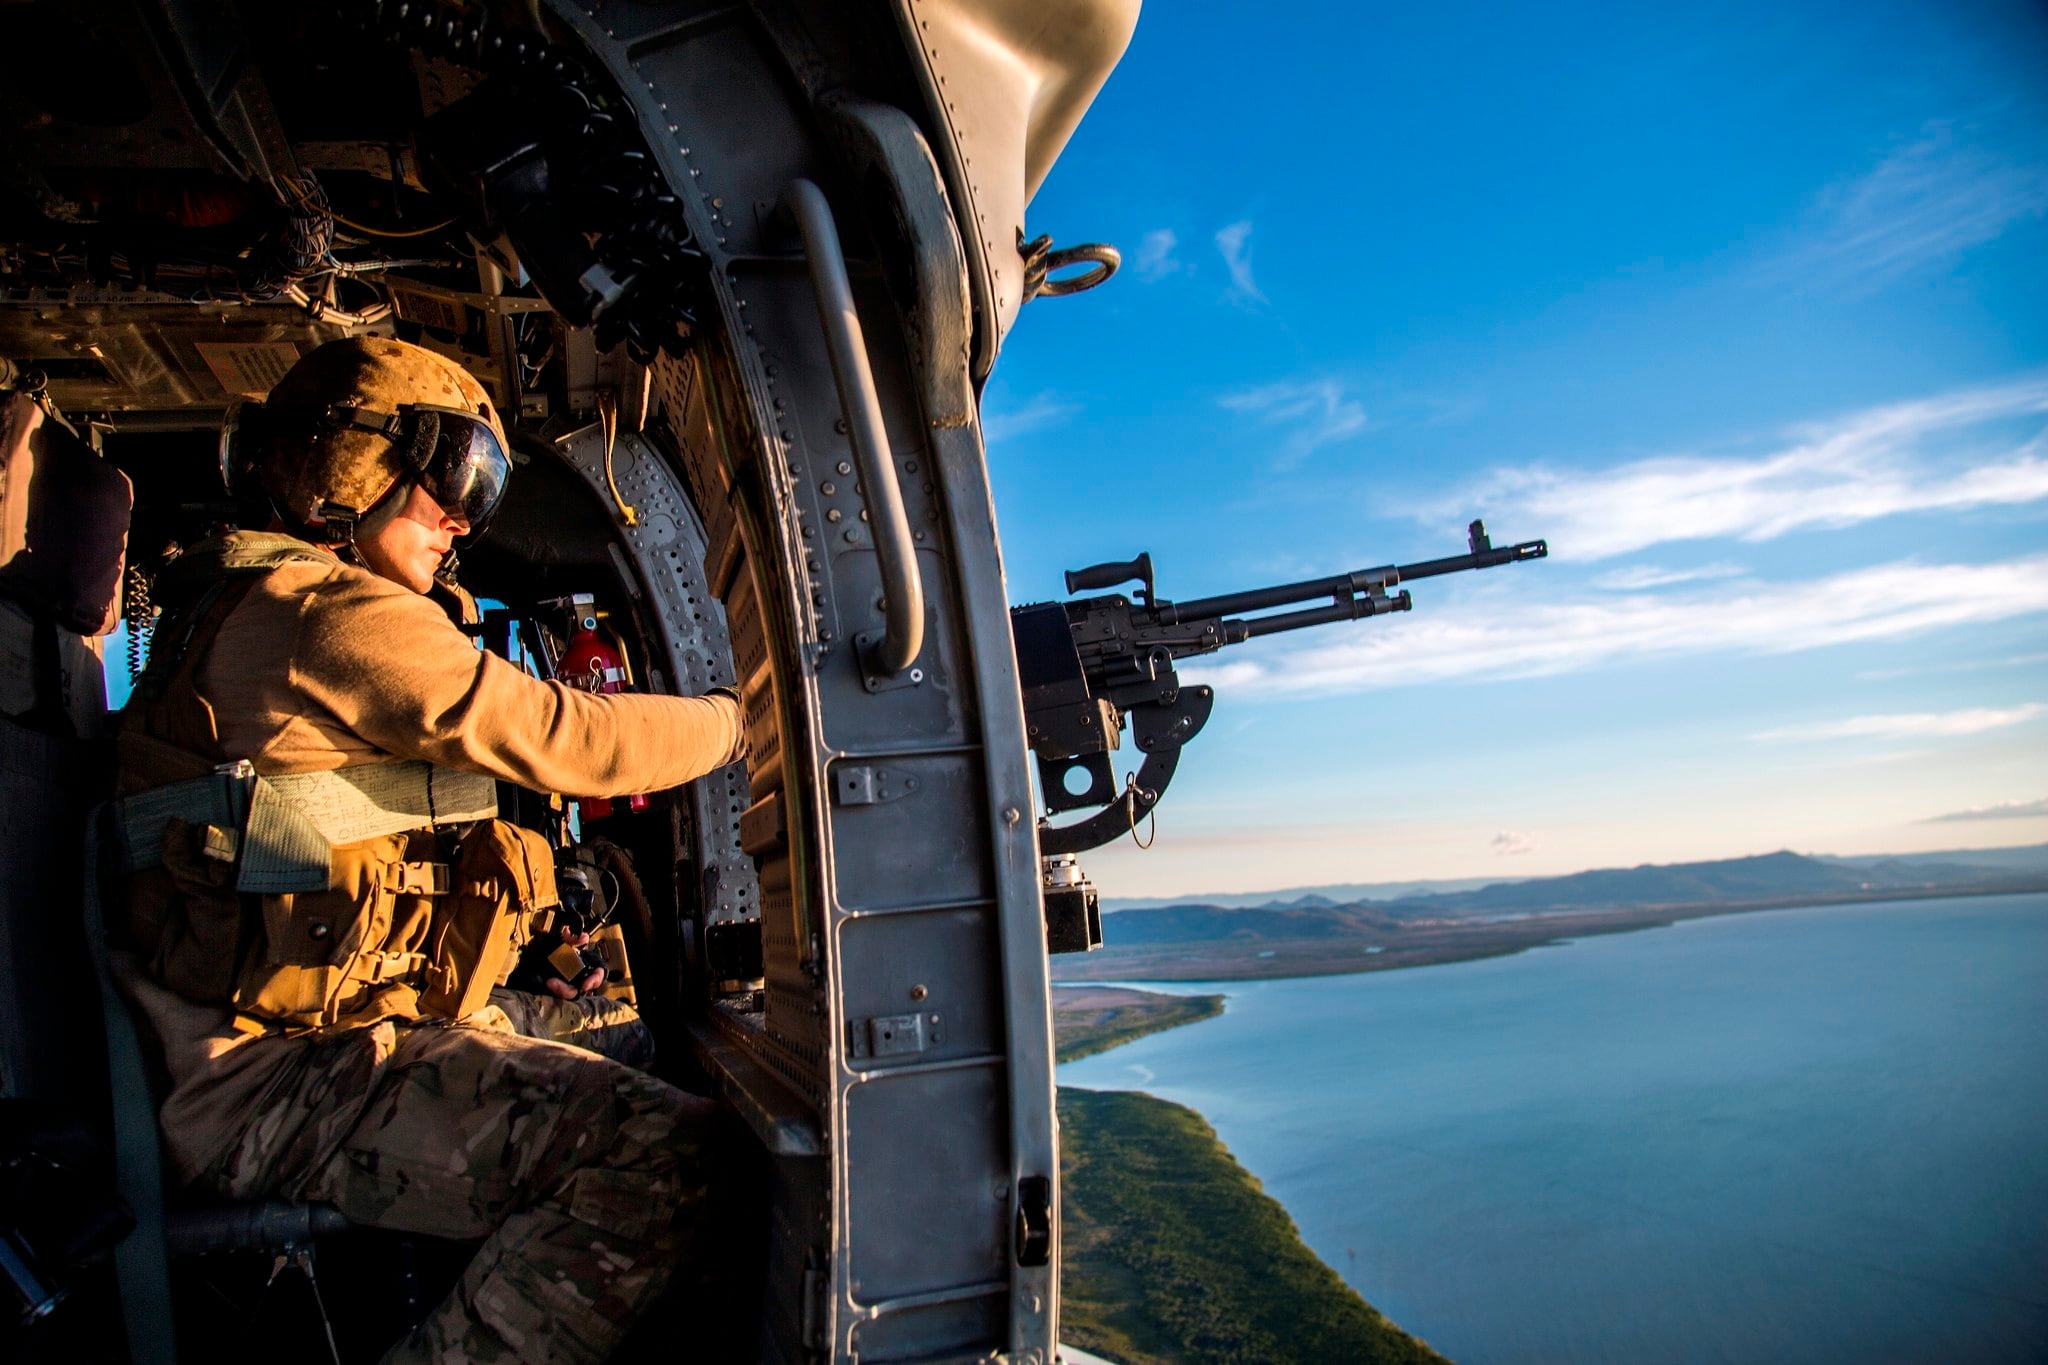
113;769;248;873
116;761;500;894
261;763;498;845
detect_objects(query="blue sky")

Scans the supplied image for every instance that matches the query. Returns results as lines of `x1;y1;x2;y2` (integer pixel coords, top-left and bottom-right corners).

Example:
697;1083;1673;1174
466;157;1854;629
987;0;2048;896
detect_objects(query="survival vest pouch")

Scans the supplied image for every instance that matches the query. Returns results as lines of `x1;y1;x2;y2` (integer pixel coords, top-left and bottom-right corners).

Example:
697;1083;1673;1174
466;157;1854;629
140;817;440;1029
229;829;437;1029
146;816;558;1029
117;759;504;1027
420;820;559;1021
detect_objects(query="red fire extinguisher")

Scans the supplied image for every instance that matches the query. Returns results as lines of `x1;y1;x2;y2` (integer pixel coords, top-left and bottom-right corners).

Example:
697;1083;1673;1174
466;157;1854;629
553;596;649;820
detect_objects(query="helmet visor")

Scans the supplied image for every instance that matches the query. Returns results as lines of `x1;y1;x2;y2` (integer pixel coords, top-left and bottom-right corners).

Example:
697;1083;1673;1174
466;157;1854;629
406;406;510;537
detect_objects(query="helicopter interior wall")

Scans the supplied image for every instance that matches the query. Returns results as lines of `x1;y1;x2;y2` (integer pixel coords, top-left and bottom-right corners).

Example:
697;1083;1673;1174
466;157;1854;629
457;440;650;603
0;0;1104;1354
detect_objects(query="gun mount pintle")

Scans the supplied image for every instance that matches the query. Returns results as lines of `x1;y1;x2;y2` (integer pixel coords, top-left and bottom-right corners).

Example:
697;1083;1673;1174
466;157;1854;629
1012;519;1549;947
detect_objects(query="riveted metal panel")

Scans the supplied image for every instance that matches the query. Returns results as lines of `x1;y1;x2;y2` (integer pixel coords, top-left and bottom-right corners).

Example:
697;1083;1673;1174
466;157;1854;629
845;1065;1008;1296
839;906;1004;1072
828;754;993;910
853;1295;1008;1361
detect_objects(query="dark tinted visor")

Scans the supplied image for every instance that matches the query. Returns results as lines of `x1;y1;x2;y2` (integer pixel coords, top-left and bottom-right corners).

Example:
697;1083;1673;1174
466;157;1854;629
407;406;510;537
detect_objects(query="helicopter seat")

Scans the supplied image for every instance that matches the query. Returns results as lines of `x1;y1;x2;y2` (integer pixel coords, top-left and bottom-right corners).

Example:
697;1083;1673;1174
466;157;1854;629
79;802;363;1364
0;393;359;1351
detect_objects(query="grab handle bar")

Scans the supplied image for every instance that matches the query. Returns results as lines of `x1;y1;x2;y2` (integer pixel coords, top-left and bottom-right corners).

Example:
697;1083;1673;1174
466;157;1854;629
783;177;924;675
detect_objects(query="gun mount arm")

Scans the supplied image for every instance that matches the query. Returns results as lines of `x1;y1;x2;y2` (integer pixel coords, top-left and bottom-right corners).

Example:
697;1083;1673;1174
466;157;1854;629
1037;685;1213;856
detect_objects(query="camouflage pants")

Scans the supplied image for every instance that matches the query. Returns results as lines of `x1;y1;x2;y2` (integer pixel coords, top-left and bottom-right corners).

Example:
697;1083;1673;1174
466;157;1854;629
294;1018;713;1364
486;987;655;1070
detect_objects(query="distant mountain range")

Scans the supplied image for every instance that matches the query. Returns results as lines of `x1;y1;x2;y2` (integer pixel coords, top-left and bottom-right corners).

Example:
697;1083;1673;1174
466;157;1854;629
1096;844;2048;948
1105;839;2048;912
1103;876;1501;912
1819;844;2048;875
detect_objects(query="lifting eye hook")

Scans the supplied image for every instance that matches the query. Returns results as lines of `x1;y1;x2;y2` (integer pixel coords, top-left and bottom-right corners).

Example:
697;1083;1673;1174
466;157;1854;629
1019;231;1121;300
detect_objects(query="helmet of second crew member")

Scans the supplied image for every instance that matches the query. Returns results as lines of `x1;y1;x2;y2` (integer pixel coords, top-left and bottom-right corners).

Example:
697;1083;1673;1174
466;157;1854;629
239;335;511;540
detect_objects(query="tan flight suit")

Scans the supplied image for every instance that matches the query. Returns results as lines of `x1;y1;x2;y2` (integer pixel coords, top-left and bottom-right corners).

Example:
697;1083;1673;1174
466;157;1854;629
116;530;745;1364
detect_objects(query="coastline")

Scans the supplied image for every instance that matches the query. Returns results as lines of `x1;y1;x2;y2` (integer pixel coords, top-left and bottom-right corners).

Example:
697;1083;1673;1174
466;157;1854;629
1052;884;2048;984
1051;985;1225;1062
1053;987;1446;1364
1061;892;2048;1364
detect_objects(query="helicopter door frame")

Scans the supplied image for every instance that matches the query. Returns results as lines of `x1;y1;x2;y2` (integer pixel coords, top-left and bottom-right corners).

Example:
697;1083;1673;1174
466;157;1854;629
540;6;1059;1360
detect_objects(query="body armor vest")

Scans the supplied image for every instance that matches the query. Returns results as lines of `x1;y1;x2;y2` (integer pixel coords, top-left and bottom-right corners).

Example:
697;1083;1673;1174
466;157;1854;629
116;533;556;1030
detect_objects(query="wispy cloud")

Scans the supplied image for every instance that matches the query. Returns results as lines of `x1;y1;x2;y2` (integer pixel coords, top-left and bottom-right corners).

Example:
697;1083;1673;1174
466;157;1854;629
1214;220;1263;301
1220;379;1367;467
1420;375;2048;561
1184;553;2048;698
1592;562;1747;591
1761;119;2048;296
1923;796;2048;823
982;392;1076;446
1749;703;2047;743
1492;831;1537;856
1134;228;1182;281
1858;649;2048;681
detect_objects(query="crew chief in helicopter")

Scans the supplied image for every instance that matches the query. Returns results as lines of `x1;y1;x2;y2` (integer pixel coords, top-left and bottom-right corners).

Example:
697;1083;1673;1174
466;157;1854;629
112;336;745;1363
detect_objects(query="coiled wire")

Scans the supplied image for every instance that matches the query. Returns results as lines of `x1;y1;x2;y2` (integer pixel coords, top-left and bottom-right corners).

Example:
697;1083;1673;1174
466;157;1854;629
123;563;154;682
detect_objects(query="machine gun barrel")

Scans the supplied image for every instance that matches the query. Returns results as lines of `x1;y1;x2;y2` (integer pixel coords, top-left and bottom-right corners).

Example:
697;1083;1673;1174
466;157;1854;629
1394;535;1548;583
1162;568;1391;625
1229;591;1413;641
1161;524;1546;627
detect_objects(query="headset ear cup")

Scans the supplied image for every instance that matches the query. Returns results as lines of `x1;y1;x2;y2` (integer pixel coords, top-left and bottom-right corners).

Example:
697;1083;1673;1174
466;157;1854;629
219;399;267;495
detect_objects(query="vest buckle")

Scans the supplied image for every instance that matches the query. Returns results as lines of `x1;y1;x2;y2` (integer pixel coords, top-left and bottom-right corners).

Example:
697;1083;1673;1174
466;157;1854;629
381;860;452;896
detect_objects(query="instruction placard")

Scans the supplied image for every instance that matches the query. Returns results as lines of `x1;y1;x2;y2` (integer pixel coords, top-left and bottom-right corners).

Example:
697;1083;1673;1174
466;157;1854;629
195;341;303;397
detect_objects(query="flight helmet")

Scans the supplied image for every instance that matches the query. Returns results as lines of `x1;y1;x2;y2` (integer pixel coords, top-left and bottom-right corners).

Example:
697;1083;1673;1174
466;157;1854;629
230;336;511;548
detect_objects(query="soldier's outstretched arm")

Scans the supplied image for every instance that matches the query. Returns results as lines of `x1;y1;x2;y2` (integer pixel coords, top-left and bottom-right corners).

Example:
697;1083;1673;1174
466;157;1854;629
288;566;745;797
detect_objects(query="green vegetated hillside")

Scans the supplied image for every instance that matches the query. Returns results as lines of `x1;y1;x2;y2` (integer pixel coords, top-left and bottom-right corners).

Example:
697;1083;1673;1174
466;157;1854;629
1059;1087;1445;1365
1054;991;1224;1063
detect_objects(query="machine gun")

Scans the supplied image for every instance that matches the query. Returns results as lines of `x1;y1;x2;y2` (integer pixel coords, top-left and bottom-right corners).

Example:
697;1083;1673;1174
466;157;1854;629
1010;520;1547;948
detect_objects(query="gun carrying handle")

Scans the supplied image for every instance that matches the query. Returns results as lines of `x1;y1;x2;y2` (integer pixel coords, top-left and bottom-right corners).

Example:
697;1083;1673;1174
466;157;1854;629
1065;552;1154;604
783;177;924;675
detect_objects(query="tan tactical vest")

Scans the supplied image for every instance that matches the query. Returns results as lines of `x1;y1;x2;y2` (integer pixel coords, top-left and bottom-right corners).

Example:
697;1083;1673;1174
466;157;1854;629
116;534;557;1031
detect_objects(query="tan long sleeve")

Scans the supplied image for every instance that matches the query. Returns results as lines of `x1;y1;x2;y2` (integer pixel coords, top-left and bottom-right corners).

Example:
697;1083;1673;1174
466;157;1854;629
197;549;744;796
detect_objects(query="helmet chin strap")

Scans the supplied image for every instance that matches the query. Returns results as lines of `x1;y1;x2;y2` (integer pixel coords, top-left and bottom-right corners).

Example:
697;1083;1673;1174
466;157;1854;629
311;479;409;568
310;500;366;566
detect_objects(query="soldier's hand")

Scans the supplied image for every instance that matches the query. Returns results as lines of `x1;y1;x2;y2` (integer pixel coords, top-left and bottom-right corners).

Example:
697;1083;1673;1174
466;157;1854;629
510;925;607;999
543;927;607;999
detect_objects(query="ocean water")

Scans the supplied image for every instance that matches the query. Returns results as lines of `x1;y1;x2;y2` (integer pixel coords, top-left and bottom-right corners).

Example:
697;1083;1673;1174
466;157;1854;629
1058;894;2048;1364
